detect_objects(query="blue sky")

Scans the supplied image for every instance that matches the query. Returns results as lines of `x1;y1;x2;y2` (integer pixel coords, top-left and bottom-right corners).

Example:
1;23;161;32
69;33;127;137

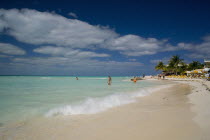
0;0;210;76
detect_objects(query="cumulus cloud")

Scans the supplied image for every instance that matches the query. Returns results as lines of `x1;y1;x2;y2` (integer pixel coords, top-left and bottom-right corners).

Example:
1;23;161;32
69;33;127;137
68;12;78;18
0;43;26;55
0;8;187;58
33;46;109;57
0;20;7;32
13;57;142;67
33;46;68;55
0;9;181;57
0;8;209;67
177;36;210;59
104;35;176;56
0;9;118;48
9;56;143;75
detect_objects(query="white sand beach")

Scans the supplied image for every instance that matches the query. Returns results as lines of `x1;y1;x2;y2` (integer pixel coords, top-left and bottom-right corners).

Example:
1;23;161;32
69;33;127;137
1;4;210;140
175;80;210;138
0;80;210;140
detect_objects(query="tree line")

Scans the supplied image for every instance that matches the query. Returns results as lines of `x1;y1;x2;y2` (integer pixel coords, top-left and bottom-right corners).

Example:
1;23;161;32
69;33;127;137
155;55;204;75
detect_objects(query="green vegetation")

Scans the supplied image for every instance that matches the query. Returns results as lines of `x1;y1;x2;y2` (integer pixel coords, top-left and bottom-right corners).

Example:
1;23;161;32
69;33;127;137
188;61;204;70
155;55;204;75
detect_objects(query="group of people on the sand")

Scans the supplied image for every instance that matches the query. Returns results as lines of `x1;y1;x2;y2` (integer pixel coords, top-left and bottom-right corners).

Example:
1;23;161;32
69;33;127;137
205;71;210;81
158;74;165;80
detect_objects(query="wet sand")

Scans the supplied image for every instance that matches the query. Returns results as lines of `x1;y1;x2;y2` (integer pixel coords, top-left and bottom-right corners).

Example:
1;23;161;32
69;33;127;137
0;82;207;140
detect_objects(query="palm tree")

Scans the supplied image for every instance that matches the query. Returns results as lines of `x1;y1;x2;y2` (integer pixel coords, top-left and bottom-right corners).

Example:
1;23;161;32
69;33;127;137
168;55;183;75
188;61;204;70
177;62;187;74
155;61;166;71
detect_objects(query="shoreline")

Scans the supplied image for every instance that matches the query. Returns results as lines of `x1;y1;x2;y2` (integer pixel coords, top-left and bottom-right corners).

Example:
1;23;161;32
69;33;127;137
1;80;209;139
173;80;210;139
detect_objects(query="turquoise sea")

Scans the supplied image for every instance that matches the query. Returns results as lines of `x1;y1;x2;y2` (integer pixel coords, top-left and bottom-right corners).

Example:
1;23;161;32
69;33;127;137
0;76;169;126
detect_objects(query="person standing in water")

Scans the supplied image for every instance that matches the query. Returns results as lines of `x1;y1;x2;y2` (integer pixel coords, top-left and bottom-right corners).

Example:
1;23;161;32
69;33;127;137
108;76;112;85
76;77;78;80
133;76;137;83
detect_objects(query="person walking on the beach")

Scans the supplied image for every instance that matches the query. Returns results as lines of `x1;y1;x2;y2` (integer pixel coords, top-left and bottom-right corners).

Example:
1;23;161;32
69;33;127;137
76;77;79;80
162;73;165;80
158;74;161;80
108;76;112;85
205;72;210;81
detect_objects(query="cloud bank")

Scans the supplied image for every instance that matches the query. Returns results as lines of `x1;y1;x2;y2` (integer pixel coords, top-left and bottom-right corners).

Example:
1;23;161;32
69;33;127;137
0;8;177;57
1;8;209;58
0;9;118;48
0;8;209;75
177;37;210;58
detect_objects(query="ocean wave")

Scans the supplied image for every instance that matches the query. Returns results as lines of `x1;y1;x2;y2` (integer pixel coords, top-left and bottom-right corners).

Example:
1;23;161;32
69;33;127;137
45;84;173;117
80;78;107;80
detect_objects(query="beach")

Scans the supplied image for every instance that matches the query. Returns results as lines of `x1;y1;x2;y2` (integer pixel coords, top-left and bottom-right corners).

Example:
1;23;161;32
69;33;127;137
1;79;210;140
0;4;210;140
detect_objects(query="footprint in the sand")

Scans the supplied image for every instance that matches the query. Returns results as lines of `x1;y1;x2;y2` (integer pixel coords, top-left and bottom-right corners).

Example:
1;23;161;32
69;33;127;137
162;97;168;100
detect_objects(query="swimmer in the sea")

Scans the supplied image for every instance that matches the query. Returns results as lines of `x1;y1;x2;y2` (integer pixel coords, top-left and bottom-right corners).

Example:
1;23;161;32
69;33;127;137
108;76;112;85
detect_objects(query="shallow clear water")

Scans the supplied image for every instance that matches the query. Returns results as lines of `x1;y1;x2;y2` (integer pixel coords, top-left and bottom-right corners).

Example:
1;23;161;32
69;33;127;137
0;76;167;126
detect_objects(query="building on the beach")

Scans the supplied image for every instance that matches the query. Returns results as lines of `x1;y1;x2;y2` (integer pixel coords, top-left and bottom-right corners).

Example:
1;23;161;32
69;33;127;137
204;59;210;68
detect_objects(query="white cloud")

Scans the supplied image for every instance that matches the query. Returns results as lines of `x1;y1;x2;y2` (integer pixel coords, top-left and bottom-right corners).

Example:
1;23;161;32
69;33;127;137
0;20;7;32
10;56;143;75
12;57;142;68
0;54;12;58
33;46;109;57
13;57;70;66
0;8;209;61
33;46;68;55
177;36;210;59
0;9;180;57
202;35;210;42
0;9;118;48
128;58;136;61
0;43;26;55
187;53;208;59
68;12;78;18
104;35;175;56
4;9;209;75
150;57;170;64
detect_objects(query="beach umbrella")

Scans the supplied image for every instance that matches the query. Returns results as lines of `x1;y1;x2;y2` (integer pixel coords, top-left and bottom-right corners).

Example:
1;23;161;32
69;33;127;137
193;70;198;73
204;68;210;72
185;71;191;73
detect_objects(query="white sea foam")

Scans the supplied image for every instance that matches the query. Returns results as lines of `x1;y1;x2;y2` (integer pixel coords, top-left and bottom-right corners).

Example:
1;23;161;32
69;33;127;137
41;77;51;79
122;79;131;82
80;78;107;80
45;84;173;117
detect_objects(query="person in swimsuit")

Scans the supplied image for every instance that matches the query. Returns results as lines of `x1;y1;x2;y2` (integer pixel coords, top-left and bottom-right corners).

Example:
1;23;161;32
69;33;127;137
108;76;112;85
133;76;137;83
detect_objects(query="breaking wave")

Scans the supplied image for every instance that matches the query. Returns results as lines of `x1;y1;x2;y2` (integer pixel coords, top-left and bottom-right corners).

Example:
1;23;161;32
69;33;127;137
45;84;173;117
